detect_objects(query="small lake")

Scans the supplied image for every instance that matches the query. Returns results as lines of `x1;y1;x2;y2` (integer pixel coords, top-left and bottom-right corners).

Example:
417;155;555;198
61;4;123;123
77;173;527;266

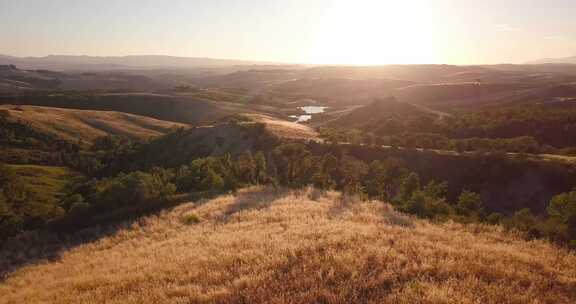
290;106;328;123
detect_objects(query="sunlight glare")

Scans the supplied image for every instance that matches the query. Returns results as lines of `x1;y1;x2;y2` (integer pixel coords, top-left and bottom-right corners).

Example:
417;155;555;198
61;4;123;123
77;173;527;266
309;0;438;65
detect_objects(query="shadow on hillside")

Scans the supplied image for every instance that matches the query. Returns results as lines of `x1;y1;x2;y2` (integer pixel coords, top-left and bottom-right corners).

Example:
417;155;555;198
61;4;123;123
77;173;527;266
219;187;291;222
0;192;215;282
0;188;292;281
326;193;415;228
0;222;126;282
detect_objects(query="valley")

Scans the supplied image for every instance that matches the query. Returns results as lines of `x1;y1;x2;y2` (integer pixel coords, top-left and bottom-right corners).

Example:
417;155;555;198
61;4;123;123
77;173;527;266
5;1;576;302
3;58;576;303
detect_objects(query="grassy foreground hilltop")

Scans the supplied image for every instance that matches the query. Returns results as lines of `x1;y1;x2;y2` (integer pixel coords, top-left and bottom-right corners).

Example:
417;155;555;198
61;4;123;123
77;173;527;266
1;187;575;303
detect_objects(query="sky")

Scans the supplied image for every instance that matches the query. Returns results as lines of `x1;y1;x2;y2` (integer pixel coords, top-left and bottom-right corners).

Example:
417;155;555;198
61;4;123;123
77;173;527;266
1;0;575;65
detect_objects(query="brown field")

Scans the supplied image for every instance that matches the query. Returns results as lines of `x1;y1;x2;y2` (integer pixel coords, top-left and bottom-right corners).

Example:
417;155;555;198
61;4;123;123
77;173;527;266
0;105;188;143
1;187;575;303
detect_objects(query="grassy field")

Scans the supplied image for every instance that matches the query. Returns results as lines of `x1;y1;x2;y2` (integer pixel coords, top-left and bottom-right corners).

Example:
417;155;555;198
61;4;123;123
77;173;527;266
0;93;284;126
1;187;575;303
5;164;76;203
244;114;319;140
0;105;188;144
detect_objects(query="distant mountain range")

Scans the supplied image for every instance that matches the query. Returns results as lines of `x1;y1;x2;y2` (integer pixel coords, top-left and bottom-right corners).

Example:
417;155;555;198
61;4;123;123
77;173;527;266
526;56;576;65
0;54;281;71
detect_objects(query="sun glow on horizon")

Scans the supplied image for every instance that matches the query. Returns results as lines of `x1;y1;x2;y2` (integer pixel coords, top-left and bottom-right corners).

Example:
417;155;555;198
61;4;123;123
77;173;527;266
308;0;440;65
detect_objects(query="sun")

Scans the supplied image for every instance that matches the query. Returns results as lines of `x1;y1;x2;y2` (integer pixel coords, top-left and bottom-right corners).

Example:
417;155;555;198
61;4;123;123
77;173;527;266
308;0;438;65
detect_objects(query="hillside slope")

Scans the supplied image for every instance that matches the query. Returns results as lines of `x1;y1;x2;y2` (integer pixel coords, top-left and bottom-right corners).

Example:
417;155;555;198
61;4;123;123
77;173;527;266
104;115;311;172
0;93;282;126
243;113;319;140
0;54;276;70
322;97;439;132
1;187;575;303
527;56;576;65
0;105;188;143
394;82;532;108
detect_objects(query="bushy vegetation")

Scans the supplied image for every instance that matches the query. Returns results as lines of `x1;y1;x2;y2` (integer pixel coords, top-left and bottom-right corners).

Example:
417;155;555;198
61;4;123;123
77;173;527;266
181;213;201;225
323;99;576;155
176;143;576;248
0;164;74;238
131;142;576;248
0;112;77;153
2;121;576;249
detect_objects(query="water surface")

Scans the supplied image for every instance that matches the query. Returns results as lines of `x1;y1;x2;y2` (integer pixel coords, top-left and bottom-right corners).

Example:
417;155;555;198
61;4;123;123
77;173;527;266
291;106;328;123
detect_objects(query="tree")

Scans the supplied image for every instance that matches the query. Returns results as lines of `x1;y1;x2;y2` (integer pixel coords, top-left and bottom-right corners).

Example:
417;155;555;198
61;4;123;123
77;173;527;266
237;152;257;184
456;190;484;219
336;155;368;193
92;171;176;210
364;160;388;200
546;190;576;242
508;208;541;238
272;143;313;187
423;180;448;200
401;190;453;219
174;158;226;192
0;191;22;239
547;190;576;225
215;154;240;191
396;172;420;204
311;155;336;190
253;152;268;184
364;159;407;201
486;213;504;225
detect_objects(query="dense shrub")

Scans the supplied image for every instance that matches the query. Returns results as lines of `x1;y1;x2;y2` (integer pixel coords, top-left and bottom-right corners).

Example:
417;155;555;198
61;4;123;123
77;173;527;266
545;190;576;245
181;213;201;225
3;132;576;249
90;171;176;211
456;190;485;219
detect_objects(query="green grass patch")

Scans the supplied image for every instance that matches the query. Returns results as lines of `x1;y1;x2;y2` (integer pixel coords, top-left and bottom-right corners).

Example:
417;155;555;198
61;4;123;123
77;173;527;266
181;213;201;225
6;164;80;203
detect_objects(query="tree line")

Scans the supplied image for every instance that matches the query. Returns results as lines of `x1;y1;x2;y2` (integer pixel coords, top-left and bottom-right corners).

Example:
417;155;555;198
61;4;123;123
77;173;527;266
3;140;576;248
322;100;576;155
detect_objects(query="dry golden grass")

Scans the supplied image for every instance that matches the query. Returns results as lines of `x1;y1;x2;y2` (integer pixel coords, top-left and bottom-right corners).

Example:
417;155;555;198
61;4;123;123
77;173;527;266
1;187;575;303
243;114;320;140
0;105;188;143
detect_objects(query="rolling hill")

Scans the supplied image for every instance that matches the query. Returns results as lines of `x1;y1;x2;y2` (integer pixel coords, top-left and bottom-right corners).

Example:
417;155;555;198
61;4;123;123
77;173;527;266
269;78;415;105
243;114;319;140
1;187;574;303
320;97;439;131
393;82;534;108
0;65;63;93
0;105;188;143
195;64;576;108
0;65;191;93
100;114;317;172
0;55;279;71
0;93;283;126
527;56;576;65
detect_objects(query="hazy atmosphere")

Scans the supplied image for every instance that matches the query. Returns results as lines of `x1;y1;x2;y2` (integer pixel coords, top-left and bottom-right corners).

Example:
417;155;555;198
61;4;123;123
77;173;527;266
3;1;576;303
2;0;576;64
